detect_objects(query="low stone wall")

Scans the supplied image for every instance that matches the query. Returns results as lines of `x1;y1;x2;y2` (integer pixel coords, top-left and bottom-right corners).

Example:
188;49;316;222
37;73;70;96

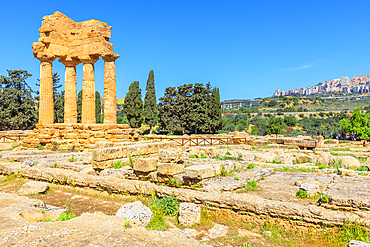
91;141;177;170
22;124;141;150
1;163;369;227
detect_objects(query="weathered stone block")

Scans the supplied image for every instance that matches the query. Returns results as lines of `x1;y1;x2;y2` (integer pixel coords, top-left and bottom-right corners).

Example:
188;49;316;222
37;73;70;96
64;133;78;139
185;165;214;180
107;129;123;135
92;146;125;162
178;203;201;226
133;157;158;173
159;148;183;163
19;181;49;195
116;201;153;227
157;163;185;176
92;131;105;138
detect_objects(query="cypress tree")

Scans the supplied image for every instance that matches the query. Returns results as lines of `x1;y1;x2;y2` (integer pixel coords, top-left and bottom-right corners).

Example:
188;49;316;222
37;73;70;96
77;90;82;123
95;91;102;124
158;87;182;133
209;87;222;132
122;81;143;128
144;70;158;134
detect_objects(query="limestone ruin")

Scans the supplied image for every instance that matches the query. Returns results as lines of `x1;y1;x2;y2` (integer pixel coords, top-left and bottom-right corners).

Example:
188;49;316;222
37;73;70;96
32;11;119;125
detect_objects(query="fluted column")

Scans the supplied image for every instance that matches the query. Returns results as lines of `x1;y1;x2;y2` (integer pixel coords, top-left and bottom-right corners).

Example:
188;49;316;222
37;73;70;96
102;53;120;124
60;57;80;123
37;53;56;125
79;55;99;124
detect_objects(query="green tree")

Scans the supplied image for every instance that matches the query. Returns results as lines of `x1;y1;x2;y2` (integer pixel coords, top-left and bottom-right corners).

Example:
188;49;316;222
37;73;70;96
0;70;37;130
284;114;297;127
193;83;209;133
77;90;82;123
143;70;158;134
122;81;143;128
237;119;248;131
177;84;194;133
347;108;370;139
95;91;102;123
266;115;285;136
158;87;182;133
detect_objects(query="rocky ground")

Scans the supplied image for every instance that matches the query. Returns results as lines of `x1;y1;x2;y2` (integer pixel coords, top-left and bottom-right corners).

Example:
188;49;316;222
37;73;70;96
1;138;370;246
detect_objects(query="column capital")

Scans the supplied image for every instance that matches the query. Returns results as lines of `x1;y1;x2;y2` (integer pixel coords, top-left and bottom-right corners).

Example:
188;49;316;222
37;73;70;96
79;55;99;64
102;52;120;62
36;52;56;63
59;56;80;67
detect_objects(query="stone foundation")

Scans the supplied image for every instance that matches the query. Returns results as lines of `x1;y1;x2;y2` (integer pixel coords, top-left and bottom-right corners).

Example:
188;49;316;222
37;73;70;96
22;124;141;150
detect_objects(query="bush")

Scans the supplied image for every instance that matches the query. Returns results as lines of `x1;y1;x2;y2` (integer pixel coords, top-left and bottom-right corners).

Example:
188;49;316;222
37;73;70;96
58;212;76;221
296;189;308;198
154;196;179;216
114;160;122;169
247;163;255;169
321;194;329;203
38;143;44;150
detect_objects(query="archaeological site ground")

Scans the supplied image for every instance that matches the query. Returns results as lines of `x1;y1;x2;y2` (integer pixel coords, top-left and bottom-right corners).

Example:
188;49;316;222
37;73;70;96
2;11;370;247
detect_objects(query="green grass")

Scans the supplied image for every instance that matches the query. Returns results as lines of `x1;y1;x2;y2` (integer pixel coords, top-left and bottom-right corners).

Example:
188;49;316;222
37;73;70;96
200;155;207;159
42;218;52;222
189;155;198;158
215;166;234;177
273;167;316;173
68;155;77;162
238;180;258;193
154;196;179;216
37;143;44;150
58;212;76;221
247;163;255;169
225;151;232;155
321;194;329;203
358;166;369;171
260;221;370;247
330;147;351;152
168;176;183;187
271;159;282;164
0;173;20;183
296;189;308;198
146;196;179;231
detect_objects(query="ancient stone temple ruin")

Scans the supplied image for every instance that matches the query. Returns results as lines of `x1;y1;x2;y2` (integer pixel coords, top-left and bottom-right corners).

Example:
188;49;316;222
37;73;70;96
23;12;140;150
32;11;118;125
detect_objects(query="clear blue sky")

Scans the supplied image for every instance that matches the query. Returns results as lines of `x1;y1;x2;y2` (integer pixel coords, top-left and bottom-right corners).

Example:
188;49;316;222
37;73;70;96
1;0;370;101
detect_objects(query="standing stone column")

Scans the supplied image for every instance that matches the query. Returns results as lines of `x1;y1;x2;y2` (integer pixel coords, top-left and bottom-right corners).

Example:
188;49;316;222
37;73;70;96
102;53;120;124
60;57;80;124
37;53;56;125
79;55;99;124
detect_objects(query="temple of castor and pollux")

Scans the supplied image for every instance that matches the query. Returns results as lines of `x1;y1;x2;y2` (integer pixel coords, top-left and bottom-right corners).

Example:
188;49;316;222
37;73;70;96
23;11;140;150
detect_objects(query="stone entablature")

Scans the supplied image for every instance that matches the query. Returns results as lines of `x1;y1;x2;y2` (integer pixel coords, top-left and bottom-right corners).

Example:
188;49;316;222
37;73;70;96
32;11;119;125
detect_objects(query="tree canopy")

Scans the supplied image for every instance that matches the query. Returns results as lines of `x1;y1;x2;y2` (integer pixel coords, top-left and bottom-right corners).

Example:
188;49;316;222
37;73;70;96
0;70;37;130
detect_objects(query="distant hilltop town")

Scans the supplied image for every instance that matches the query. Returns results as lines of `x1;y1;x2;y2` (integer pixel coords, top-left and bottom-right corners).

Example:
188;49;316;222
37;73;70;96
272;75;370;97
